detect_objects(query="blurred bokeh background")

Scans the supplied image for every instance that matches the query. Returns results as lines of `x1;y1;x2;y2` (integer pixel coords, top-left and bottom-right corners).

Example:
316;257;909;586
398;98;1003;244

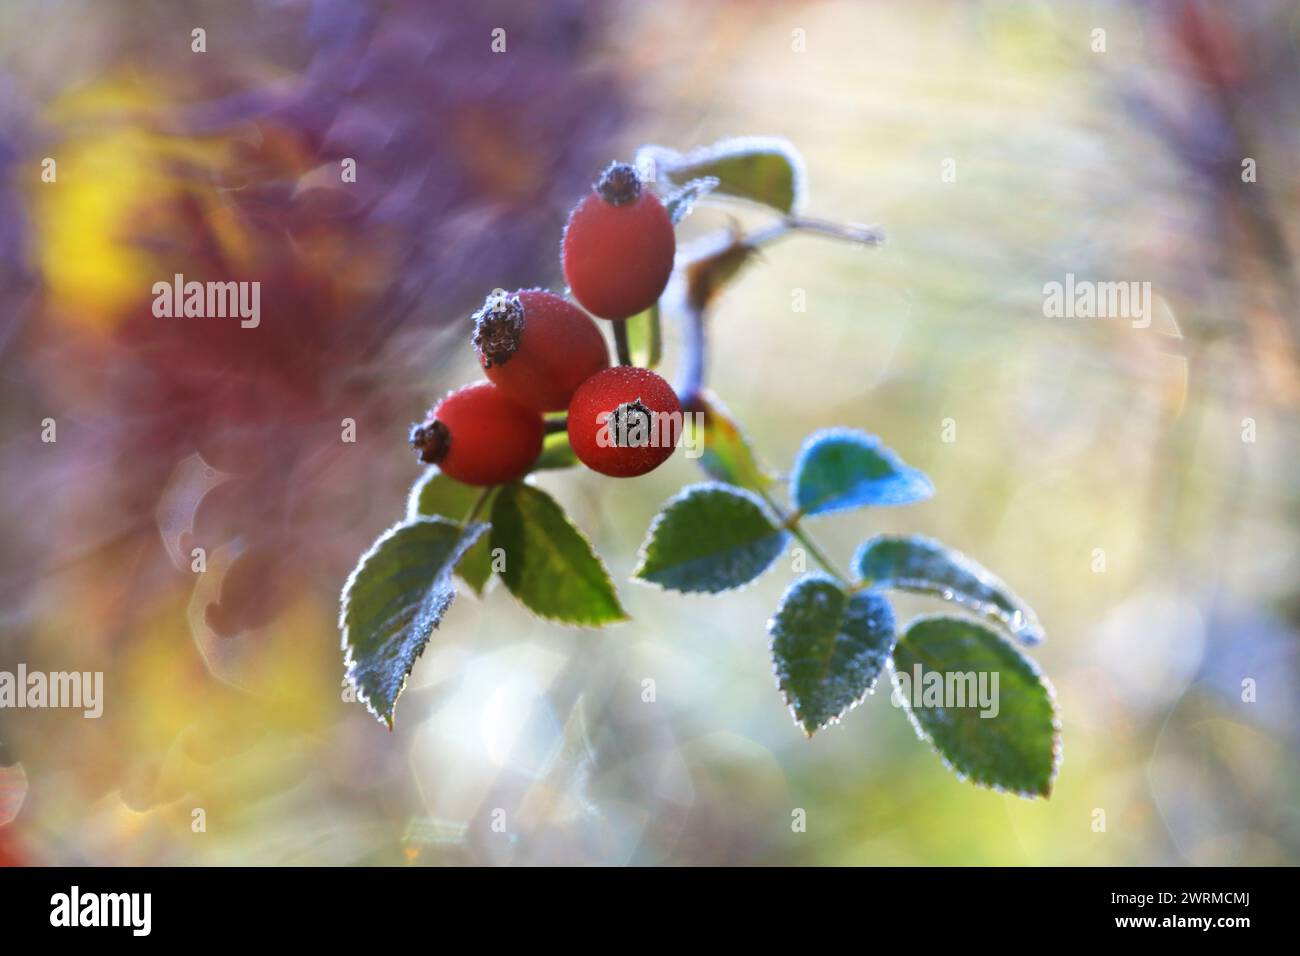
1;0;1298;865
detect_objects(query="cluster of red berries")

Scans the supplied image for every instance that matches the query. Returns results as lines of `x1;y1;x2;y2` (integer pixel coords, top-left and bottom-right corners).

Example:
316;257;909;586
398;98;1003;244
410;162;682;485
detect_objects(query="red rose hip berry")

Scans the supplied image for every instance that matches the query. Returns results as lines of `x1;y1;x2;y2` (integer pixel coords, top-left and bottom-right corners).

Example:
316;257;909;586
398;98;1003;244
562;162;676;320
409;381;543;486
568;366;682;478
472;288;610;412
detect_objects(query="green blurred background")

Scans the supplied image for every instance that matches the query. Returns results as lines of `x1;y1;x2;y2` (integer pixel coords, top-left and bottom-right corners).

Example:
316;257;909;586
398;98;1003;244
1;0;1297;865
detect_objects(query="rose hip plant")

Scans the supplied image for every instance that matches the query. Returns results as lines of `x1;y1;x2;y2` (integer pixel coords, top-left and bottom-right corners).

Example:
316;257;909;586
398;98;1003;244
340;137;1061;799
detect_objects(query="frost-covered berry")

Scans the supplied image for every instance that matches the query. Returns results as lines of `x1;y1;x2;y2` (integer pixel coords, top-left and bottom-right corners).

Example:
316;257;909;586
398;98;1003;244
472;288;609;412
567;366;682;477
561;162;676;321
410;381;544;486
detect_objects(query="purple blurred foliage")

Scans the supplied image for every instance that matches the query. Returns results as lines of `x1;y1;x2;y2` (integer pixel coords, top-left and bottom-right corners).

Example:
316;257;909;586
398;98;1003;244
0;0;631;646
0;69;35;355
185;0;629;338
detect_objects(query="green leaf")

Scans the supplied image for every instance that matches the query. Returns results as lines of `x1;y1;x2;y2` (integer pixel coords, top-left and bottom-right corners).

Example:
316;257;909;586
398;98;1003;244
791;428;933;516
640;137;805;213
769;575;896;736
455;536;495;595
622;303;662;370
892;616;1060;798
855;534;1044;645
454;490;498;595
406;467;479;522
533;429;579;472
490;482;626;625
407;468;495;594
340;518;487;726
634;483;789;593
687;391;775;491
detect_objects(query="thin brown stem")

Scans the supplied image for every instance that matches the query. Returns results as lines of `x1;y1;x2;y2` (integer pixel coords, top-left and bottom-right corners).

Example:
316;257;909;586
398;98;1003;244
744;215;886;251
758;488;851;586
671;210;881;588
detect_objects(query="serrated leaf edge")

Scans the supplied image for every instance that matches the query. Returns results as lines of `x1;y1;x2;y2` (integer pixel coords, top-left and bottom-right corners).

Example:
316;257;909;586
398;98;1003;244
339;517;487;727
632;481;790;594
491;483;628;627
890;613;1062;799
854;533;1045;646
768;573;897;738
